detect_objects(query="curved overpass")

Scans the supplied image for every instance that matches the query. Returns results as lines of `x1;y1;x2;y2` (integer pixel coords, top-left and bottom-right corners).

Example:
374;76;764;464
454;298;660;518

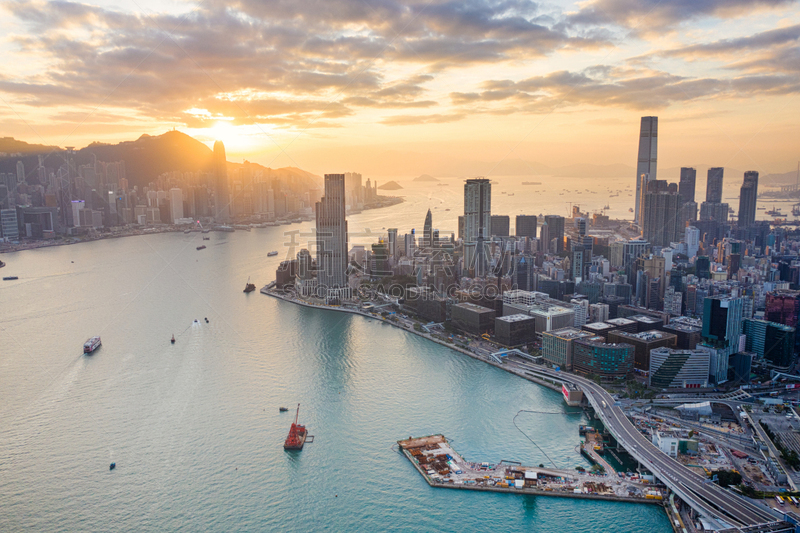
521;365;786;530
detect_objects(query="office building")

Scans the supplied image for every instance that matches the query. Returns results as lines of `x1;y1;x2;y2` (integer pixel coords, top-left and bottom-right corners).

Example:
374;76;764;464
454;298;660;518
738;171;759;229
605;317;637;334
635;116;658;226
169;188;184;223
515;215;537;240
701;296;743;382
213;141;230;222
495;314;536;346
642;180;681;248
463;178;491;276
544;215;565;253
607;329;677;372
541;327;595;370
765;290;800;328
589;303;610;323
743;319;795;369
661;317;703;350
490;215;510;237
685;226;700;258
679;167;696;205
451;302;496;335
572;337;634;380
706;167;724;203
649;348;710;389
0;208;19;239
423;209;433;248
581;322;616;340
316;174;349;299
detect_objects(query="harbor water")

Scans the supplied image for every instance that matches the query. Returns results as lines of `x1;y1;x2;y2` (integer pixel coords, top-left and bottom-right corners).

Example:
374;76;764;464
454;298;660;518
0;178;671;532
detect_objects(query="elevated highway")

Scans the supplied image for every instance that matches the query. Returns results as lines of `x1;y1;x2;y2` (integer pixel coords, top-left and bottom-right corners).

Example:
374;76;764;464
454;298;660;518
517;364;789;531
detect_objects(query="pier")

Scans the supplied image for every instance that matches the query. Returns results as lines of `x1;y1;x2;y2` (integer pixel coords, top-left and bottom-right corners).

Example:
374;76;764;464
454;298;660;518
397;434;665;505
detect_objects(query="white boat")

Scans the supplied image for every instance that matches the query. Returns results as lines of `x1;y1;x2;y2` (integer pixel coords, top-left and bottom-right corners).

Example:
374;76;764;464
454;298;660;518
83;336;101;354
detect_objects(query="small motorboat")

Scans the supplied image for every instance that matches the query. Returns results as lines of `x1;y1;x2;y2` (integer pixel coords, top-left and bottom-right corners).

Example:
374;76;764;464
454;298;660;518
171;334;175;344
196;245;206;250
279;407;289;412
267;251;278;257
109;463;116;471
202;236;210;240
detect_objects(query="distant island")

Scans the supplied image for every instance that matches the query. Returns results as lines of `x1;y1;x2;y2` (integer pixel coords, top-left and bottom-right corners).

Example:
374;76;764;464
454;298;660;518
378;180;403;190
413;174;438;182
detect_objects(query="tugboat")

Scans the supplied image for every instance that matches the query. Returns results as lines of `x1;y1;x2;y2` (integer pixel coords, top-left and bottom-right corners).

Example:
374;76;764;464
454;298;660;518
84;336;102;354
283;404;310;450
171;334;175;344
244;277;256;293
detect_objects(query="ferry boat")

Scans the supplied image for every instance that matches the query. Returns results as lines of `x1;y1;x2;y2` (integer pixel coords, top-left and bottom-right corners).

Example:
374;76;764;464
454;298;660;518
84;336;101;354
284;404;309;450
267;251;278;257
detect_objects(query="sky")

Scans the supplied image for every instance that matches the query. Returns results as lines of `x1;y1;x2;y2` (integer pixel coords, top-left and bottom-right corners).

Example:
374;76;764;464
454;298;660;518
1;0;799;176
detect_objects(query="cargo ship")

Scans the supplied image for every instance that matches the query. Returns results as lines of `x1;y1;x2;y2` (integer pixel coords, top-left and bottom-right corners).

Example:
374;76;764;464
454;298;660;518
84;336;101;354
283;404;308;450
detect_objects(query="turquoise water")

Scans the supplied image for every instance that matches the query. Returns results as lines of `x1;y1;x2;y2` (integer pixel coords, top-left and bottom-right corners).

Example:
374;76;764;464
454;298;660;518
0;223;670;531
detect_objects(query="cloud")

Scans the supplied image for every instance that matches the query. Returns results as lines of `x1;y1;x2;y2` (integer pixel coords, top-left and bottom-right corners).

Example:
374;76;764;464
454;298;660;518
0;0;611;130
380;113;465;125
568;0;797;32
449;65;800;113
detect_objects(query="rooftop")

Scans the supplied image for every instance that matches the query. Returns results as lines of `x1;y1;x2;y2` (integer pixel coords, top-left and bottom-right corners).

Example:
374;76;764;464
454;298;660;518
583;322;615;332
545;328;595;340
613;329;675;342
605;318;635;326
454;302;494;313
497;314;535;323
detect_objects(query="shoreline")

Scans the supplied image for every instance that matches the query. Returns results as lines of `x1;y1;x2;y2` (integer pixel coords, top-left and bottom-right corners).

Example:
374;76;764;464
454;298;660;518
0;196;404;254
260;286;563;392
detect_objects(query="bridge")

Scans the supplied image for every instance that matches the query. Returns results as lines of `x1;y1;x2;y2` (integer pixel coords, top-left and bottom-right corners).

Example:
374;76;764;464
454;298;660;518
515;363;791;532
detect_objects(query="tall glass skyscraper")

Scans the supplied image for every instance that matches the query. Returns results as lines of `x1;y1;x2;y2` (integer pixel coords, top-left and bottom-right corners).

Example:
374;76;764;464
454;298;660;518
212;141;230;223
635;116;658;226
738;171;759;228
705;167;724;203
463;178;491;276
316;174;349;297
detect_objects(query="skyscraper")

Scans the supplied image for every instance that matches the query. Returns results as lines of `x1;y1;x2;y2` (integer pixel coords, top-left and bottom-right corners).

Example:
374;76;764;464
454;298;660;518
463;178;491;276
516;215;537;239
490;215;510;237
423;208;433;248
701;296;743;383
642;180;681;248
170;188;184;223
316;174;349;298
678;167;696;205
544;215;565;253
16;161;25;184
635;117;658;226
213;141;230;222
738;171;759;229
705;167;724;203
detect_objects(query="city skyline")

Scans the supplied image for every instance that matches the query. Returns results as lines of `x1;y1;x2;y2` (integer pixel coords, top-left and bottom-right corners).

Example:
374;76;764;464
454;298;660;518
0;1;798;176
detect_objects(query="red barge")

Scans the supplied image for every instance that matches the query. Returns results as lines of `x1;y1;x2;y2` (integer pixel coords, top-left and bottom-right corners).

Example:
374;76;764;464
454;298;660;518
284;404;311;450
